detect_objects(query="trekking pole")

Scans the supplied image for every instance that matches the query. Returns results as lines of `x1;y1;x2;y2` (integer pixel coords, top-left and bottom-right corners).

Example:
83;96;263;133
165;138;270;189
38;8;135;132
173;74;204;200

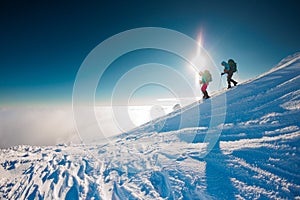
218;74;223;89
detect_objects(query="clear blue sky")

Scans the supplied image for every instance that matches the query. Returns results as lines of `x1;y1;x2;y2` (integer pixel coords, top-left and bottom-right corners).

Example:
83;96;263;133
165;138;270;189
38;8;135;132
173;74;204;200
0;0;299;105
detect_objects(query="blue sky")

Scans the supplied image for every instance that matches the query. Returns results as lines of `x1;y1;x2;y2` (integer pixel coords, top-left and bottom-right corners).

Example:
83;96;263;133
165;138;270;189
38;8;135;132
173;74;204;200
0;0;299;106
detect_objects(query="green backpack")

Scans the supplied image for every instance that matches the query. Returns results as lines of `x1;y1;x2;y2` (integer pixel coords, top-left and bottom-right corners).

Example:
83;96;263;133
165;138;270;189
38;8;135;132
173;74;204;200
228;59;237;72
204;70;212;82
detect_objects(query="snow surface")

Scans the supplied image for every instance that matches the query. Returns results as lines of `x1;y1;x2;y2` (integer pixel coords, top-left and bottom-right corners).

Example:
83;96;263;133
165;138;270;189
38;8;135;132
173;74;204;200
1;54;300;199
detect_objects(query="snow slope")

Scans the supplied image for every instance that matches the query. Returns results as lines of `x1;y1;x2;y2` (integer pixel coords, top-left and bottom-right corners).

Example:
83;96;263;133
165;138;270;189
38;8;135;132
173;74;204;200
1;54;300;199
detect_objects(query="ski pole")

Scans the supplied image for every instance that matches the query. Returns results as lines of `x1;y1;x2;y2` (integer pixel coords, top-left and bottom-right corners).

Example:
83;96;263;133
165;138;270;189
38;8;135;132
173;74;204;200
218;74;223;89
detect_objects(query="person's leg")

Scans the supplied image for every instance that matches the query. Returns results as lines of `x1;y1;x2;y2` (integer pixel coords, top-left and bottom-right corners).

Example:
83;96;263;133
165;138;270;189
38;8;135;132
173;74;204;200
231;78;238;86
227;73;233;88
201;83;207;93
227;72;238;88
230;73;237;86
201;83;209;98
204;91;210;99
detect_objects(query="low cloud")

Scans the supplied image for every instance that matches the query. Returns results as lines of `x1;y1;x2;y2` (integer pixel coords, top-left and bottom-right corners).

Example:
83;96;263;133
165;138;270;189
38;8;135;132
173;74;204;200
0;105;172;148
0;106;79;148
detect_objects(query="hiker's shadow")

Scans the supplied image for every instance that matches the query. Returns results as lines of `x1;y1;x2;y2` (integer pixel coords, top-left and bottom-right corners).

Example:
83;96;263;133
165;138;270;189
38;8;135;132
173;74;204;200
203;140;237;199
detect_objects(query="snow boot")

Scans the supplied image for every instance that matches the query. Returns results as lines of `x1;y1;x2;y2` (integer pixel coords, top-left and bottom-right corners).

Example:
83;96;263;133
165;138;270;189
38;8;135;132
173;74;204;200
233;81;238;86
203;91;210;99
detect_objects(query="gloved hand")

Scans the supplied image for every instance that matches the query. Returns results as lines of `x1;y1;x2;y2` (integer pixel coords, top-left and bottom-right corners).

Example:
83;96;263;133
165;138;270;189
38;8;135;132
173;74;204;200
221;72;225;76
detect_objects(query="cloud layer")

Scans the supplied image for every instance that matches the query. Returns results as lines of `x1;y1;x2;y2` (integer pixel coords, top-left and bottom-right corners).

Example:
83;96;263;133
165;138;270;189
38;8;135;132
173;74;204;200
0;106;78;148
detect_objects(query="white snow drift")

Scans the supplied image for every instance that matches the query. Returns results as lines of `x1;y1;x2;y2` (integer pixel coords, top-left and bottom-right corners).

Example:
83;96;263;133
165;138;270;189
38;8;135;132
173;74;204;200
1;53;300;199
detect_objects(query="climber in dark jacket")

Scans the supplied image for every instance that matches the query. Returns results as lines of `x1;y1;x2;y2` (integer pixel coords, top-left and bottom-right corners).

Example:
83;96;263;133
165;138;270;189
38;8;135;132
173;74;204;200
221;59;238;89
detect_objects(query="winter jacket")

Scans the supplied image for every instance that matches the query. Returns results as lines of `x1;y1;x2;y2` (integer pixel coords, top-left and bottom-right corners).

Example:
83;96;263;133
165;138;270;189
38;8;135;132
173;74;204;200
222;61;230;72
202;76;208;84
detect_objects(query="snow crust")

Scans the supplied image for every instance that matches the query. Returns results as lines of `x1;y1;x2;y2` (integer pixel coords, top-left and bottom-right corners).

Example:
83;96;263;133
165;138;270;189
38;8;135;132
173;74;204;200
1;54;300;199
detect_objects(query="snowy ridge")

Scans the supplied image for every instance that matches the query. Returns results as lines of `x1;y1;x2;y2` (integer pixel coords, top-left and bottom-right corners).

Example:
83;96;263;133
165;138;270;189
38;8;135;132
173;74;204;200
242;52;300;86
1;54;300;199
276;52;300;67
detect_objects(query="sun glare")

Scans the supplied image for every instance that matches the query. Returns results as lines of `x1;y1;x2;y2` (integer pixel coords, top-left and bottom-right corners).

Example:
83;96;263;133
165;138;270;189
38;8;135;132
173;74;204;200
197;31;203;49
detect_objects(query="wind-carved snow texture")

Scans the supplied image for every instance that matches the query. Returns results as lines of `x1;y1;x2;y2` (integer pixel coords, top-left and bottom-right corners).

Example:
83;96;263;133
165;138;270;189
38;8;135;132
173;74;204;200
0;54;300;199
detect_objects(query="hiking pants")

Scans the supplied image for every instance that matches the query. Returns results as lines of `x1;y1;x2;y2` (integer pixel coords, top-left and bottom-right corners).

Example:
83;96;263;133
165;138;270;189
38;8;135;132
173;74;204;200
201;83;208;93
227;71;236;86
